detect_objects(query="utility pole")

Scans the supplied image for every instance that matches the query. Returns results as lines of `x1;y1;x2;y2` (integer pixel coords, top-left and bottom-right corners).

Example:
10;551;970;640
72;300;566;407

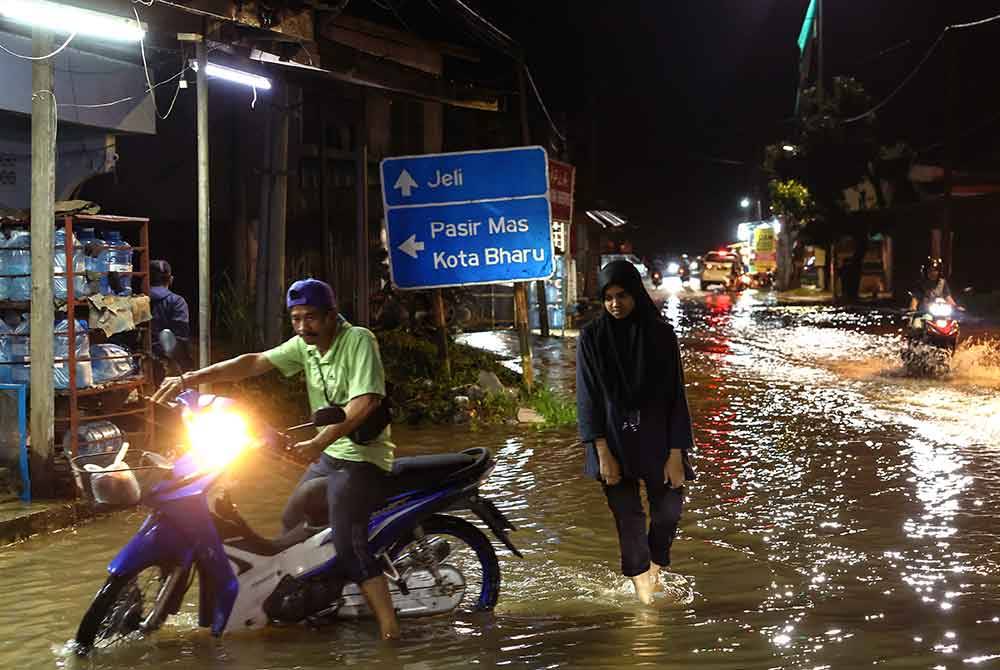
29;28;56;497
518;65;550;340
265;80;290;346
355;140;370;325
195;37;211;377
515;64;536;388
816;0;825;105
942;29;957;272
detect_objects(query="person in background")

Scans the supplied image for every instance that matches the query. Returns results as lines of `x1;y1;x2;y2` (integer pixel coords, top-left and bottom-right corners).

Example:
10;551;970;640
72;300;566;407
576;260;696;604
909;257;957;312
149;260;191;375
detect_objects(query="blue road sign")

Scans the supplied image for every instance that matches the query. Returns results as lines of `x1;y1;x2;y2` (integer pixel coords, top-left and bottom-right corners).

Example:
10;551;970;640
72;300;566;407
387;197;553;290
381;146;548;208
380;146;554;290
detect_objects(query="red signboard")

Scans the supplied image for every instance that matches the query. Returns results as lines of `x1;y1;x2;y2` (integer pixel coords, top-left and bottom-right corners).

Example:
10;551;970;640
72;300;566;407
548;159;575;222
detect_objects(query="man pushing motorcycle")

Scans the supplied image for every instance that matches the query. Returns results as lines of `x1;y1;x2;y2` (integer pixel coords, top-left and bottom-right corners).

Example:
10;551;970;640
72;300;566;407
152;278;400;640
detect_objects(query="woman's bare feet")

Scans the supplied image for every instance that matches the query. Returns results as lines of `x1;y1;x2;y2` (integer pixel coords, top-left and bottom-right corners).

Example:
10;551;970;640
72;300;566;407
631;573;654;604
646;563;662;592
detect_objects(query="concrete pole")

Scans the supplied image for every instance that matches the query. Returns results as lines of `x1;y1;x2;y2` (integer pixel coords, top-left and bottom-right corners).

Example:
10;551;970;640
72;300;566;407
265;80;289;346
355;142;370;325
29;29;56;497
320;106;332;282
816;0;824;105
517;66;549;338
196;40;211;374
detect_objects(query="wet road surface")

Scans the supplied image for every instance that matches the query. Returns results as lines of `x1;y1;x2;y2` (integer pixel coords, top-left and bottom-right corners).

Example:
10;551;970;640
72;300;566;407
3;292;1000;669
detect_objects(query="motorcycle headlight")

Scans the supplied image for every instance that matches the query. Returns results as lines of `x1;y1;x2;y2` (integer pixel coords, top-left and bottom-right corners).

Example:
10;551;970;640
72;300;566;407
929;302;953;318
183;405;254;471
666;262;680;274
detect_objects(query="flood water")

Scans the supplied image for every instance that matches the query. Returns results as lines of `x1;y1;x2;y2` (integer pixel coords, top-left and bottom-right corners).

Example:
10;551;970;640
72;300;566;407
3;292;1000;669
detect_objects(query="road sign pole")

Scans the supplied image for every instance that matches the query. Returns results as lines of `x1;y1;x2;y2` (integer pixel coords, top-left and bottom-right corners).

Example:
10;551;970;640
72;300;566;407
514;282;533;390
433;288;451;379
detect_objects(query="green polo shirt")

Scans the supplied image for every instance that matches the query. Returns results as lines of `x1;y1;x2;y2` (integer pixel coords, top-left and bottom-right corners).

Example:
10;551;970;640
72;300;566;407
263;319;394;471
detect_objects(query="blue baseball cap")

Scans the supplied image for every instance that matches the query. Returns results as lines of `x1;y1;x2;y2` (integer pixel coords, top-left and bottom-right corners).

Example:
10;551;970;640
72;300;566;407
286;279;336;310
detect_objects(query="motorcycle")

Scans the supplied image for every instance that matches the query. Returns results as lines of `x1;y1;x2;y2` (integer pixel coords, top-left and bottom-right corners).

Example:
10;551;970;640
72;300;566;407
902;298;961;376
651;270;663;288
72;378;520;653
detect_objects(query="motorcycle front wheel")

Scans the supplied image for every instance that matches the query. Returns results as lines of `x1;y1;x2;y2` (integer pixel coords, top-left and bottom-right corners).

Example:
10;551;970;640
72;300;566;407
390;514;501;612
74;563;186;654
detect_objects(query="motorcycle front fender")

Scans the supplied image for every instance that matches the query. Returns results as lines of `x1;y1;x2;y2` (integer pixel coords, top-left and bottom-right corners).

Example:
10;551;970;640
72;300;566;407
108;498;239;636
108;513;195;577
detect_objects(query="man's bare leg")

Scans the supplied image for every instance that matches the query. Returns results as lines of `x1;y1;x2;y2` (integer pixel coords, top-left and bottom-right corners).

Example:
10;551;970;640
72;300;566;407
359;575;400;639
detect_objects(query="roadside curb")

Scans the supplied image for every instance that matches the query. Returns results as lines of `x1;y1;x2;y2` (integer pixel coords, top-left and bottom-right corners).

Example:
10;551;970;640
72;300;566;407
0;501;98;547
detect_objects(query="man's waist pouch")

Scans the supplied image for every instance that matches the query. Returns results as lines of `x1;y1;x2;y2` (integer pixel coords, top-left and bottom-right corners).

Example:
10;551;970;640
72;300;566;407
350;395;394;444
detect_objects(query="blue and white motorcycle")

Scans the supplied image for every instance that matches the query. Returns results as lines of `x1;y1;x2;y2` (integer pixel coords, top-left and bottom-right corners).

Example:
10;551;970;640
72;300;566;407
72;389;520;653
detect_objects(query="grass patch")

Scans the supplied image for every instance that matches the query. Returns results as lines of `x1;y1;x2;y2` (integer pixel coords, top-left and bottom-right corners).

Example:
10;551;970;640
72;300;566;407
526;385;577;427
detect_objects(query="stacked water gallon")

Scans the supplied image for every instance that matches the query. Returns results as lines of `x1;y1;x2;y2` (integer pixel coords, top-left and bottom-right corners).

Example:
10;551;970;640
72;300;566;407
99;230;132;297
63;419;123;458
54;319;93;389
0;230;9;302
6;229;31;301
0;318;10;384
9;314;30;386
53;227;88;300
91;343;135;383
75;226;104;296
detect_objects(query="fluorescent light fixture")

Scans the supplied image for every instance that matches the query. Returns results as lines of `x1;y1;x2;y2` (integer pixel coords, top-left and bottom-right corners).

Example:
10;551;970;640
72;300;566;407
190;60;272;90
0;0;145;42
737;222;753;242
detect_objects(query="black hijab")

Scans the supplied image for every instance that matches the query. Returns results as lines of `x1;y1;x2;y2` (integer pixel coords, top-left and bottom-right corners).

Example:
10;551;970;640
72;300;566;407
593;261;666;410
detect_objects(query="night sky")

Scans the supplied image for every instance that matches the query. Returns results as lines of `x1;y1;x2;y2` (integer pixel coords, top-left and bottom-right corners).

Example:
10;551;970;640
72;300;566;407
378;1;1000;257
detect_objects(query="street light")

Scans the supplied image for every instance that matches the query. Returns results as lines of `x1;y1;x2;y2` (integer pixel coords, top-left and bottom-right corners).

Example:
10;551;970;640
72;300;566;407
740;197;751;209
782;144;796;153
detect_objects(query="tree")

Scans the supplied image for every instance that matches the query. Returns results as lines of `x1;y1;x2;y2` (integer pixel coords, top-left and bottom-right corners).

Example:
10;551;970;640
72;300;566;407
763;76;910;297
769;179;814;290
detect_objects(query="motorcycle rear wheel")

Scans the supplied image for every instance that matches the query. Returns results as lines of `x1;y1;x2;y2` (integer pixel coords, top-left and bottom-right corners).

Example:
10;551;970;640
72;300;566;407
74;564;184;654
390;514;501;612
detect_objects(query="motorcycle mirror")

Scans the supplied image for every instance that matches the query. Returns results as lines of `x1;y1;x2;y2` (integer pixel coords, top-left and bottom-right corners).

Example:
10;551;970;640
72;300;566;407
313;406;347;427
159;329;178;359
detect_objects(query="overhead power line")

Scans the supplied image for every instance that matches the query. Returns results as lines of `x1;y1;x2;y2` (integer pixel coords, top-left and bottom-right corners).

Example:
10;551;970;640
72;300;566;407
842;10;1000;124
427;0;566;141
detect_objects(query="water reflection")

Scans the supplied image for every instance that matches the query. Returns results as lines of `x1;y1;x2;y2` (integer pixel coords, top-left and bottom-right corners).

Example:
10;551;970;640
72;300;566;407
2;299;1000;668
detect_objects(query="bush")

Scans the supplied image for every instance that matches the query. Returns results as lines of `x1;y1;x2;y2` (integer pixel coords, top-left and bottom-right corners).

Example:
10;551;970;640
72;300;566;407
376;329;520;424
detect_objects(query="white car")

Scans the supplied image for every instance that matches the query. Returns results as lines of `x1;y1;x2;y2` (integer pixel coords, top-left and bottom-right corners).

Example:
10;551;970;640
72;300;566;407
700;251;742;288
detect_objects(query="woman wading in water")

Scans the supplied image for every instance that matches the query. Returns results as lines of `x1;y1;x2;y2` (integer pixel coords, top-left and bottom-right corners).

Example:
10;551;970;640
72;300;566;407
576;260;696;603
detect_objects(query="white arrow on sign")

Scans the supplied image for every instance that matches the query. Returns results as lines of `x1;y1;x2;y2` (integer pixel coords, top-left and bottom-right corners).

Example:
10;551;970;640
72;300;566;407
393;169;419;197
398;234;425;259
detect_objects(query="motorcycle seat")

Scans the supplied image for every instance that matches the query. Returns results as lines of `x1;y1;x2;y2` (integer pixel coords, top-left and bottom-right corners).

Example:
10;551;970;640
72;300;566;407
387;447;492;496
294;448;494;526
214;498;326;558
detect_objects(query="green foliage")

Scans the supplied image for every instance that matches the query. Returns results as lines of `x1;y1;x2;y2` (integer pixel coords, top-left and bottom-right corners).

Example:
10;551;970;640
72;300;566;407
375;329;520;425
475;390;520;425
769;179;815;221
764;76;911;224
526;386;577;427
213;273;259;357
